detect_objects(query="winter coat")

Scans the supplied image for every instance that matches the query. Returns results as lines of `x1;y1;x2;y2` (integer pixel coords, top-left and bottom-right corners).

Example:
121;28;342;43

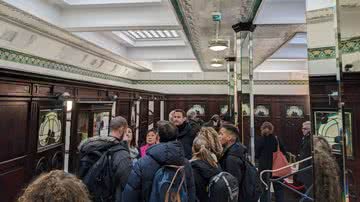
255;134;287;173
219;142;247;202
191;160;222;202
177;121;197;159
78;136;132;202
122;141;196;202
297;134;313;188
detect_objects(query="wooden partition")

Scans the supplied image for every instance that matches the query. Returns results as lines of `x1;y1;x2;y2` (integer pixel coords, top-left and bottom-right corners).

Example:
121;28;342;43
309;74;360;200
0;70;163;202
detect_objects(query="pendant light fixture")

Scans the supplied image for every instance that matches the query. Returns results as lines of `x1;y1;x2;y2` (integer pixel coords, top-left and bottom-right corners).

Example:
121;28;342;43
210;58;224;67
208;6;228;52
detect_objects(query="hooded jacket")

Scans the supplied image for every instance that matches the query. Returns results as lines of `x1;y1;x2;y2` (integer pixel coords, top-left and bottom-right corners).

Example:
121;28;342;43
191;160;222;202
219;142;247;202
78;136;132;202
122;141;196;202
177;121;197;159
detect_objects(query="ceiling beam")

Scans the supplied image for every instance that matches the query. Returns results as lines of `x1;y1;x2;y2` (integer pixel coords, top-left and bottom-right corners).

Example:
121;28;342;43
61;0;163;7
61;4;180;32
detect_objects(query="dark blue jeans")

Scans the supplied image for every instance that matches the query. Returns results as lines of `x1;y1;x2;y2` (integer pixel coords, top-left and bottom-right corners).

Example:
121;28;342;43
260;179;284;202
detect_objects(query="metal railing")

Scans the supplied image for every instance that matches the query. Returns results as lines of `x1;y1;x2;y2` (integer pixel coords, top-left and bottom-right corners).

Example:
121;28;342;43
260;156;313;202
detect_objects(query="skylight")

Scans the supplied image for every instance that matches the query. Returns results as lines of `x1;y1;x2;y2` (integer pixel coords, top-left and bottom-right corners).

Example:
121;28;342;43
123;30;180;40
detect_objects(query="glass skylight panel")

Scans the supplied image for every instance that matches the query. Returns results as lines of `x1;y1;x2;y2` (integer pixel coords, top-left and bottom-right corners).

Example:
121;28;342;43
143;31;153;38
136;31;147;38
163;30;172;37
156;30;166;38
171;30;179;37
128;31;140;39
150;30;160;38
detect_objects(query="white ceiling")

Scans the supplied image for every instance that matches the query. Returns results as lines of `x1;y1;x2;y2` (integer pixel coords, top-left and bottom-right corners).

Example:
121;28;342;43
2;0;310;76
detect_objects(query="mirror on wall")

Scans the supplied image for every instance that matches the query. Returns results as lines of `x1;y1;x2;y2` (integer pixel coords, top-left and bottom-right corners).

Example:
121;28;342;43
306;0;352;200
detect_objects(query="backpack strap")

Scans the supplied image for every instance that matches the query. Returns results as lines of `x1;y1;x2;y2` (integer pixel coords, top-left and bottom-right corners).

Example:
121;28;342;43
164;165;185;202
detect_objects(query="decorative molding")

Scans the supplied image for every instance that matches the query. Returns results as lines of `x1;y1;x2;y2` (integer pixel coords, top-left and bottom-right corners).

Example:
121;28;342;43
134;80;228;85
0;1;147;71
308;38;360;60
254;80;309;85
308;46;336;60
0;47;133;84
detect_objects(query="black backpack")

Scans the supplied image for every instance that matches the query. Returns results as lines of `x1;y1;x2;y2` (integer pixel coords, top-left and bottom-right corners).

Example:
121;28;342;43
208;172;239;202
79;144;126;202
238;156;264;202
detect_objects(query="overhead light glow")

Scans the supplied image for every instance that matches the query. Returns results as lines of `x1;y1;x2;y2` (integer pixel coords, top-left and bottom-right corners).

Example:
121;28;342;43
210;58;224;67
209;39;228;51
136;31;146;38
150;30;159;38
128;31;140;39
171;30;179;37
143;31;153;38
157;30;166;38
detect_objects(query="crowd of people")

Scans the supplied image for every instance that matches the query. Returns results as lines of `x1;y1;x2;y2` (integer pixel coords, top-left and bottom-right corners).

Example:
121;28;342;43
16;109;342;202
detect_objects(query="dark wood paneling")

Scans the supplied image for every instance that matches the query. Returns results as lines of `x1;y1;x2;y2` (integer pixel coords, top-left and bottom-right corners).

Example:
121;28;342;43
309;73;360;201
76;88;99;99
139;100;149;145
32;84;52;96
117;101;131;122
0;102;28;162
165;94;228;121
0;156;29;202
0;81;31;96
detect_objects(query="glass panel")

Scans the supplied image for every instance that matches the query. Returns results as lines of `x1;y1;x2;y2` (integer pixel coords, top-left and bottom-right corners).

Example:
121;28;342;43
38;109;63;150
77;112;89;141
314;111;353;157
93;112;110;137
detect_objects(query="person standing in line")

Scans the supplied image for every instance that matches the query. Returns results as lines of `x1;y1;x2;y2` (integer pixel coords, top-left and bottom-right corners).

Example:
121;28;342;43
139;130;159;157
18;170;91;202
297;121;313;190
122;121;196;202
171;109;197;159
123;127;140;162
255;122;286;202
78;116;132;202
190;127;223;202
218;124;247;202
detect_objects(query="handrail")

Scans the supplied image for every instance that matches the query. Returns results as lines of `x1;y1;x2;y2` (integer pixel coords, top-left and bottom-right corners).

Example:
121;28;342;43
260;156;313;188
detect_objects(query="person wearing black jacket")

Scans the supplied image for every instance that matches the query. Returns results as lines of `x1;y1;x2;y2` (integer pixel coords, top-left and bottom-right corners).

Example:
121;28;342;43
172;109;197;159
297;121;313;190
218;124;247;202
78;116;132;202
122;120;196;202
255;122;286;202
191;127;223;202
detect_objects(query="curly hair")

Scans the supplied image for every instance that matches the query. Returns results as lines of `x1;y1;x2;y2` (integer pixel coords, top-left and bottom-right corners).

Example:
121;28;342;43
314;137;341;202
18;170;90;202
192;127;223;165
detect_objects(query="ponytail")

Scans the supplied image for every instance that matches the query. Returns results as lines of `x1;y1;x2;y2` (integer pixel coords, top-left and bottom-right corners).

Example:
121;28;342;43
192;136;218;167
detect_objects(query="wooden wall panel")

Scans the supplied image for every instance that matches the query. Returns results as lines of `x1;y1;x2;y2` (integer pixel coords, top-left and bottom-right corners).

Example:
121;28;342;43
0;102;28;162
309;73;360;201
0;81;31;96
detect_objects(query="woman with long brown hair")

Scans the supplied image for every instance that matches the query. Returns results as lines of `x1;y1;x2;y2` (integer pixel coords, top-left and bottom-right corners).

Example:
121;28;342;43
313;136;341;202
190;127;223;202
18;170;90;202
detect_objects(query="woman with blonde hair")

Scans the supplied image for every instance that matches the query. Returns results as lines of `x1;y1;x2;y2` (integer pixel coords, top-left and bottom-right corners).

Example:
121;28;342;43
18;170;90;202
190;127;223;201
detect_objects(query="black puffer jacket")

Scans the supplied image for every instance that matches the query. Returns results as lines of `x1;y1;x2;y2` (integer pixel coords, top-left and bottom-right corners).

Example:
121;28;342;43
255;134;287;173
177;121;197;159
78;136;132;202
219;142;247;202
122;141;196;202
191;160;222;202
